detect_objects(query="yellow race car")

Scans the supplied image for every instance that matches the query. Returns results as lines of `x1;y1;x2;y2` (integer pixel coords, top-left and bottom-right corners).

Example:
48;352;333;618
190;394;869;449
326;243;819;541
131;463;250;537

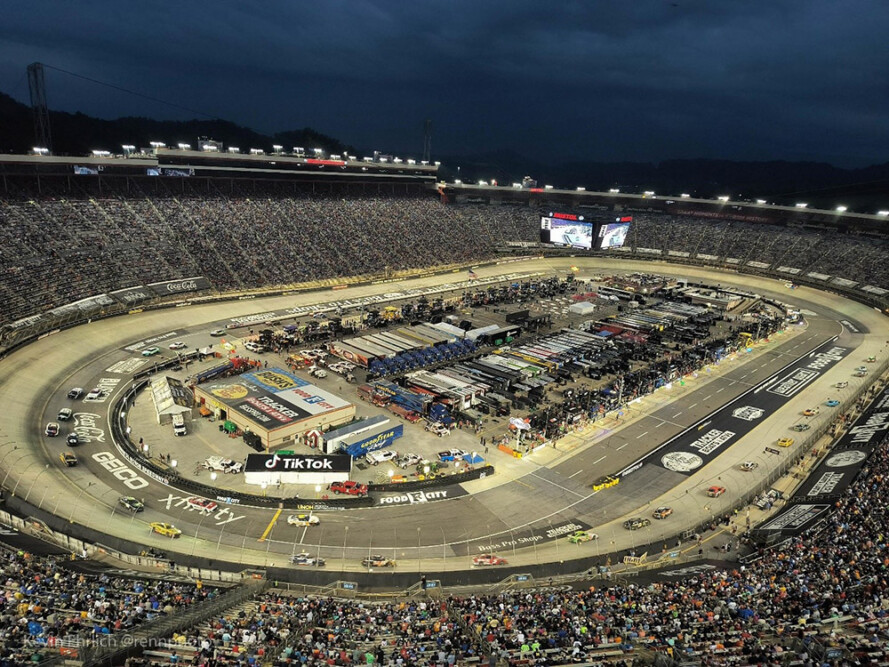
149;522;181;538
777;437;794;447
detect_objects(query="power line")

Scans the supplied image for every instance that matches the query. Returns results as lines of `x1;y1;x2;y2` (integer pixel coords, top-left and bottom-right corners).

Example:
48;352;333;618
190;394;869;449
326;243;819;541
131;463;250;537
40;62;221;120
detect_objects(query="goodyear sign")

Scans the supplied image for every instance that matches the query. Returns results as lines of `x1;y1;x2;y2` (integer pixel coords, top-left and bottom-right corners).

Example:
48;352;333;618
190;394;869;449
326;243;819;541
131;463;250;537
342;424;404;457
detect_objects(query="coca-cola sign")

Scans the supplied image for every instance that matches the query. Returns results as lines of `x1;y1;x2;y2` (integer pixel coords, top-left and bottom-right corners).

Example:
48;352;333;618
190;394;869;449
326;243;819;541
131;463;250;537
148;277;212;297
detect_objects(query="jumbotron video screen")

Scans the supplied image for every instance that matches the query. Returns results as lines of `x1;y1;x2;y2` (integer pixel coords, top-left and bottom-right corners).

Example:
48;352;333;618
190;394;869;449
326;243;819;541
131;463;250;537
539;213;593;250
595;217;632;249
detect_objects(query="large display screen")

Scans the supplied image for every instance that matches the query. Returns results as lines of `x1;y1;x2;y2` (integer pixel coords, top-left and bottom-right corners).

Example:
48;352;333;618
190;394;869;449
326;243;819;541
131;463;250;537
595;219;631;249
540;214;593;249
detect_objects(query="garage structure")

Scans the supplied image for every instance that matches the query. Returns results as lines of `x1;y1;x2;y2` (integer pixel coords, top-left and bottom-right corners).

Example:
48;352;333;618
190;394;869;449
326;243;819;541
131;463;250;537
149;376;194;425
193;367;356;450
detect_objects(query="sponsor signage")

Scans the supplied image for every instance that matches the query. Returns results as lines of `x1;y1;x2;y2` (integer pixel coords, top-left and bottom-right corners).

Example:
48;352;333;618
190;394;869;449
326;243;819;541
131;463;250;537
648;340;850;476
237;394;309;427
274;385;351;416
376;486;467;505
147;276;212;296
790;386;889;502
758;503;832;532
242;369;308;392
110;286;152;305
343;424;403;457
244;453;352;474
452;519;593;556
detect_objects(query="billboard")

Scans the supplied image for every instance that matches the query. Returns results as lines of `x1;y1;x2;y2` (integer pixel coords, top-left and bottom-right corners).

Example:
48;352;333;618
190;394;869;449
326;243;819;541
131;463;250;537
274;385;351;416
540;213;593;250
147;277;212;297
244;453;352;474
595;220;631;249
242;369;309;392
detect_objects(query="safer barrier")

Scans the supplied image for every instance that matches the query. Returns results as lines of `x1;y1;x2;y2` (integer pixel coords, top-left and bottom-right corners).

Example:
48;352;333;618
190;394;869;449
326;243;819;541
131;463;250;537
368;464;494;493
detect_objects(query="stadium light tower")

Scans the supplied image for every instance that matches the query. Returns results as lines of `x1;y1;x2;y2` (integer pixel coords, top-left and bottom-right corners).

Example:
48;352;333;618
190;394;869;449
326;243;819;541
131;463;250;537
149;141;165;150
249;148;263;155
836;205;848;213
32;147;49;156
576;187;586;191
680;193;691;198
177;143;191;150
756;199;766;205
313;147;324;155
717;195;730;202
795;202;808;208
272;144;283;154
609;188;620;194
878;210;889;217
121;144;135;156
228;147;240;154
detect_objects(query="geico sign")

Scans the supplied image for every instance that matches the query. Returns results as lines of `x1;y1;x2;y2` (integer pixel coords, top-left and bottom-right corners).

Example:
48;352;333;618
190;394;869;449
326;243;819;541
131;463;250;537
166;280;197;293
92;452;149;489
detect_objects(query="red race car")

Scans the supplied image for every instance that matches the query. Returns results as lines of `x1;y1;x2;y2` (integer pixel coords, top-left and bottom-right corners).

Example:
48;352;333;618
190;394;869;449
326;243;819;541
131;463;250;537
473;553;508;566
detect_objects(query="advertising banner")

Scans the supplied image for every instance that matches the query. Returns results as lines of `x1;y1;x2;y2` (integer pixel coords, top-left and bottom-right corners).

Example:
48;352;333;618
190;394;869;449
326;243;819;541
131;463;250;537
242;368;309;393
110;286;153;305
236;394;310;427
148;277;212;297
274;385;351;416
244;453;352;474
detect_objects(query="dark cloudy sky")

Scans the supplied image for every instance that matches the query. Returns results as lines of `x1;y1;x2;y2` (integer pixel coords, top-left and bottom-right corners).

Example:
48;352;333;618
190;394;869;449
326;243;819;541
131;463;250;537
2;1;887;166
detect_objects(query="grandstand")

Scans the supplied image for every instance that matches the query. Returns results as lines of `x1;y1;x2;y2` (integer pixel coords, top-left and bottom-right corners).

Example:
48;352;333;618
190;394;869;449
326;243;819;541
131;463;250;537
2;152;889;666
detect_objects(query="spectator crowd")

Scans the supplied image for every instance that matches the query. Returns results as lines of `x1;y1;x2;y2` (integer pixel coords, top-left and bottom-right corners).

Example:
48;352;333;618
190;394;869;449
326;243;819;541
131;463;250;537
2;177;888;329
112;434;889;666
0;549;221;665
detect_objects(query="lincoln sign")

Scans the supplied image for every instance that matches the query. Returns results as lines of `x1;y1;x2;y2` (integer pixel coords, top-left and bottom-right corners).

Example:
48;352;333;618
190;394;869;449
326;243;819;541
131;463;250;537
243;453;352;486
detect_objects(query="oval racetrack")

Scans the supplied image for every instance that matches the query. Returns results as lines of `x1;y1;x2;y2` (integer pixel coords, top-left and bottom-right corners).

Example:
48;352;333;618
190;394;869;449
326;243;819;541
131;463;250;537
1;257;885;584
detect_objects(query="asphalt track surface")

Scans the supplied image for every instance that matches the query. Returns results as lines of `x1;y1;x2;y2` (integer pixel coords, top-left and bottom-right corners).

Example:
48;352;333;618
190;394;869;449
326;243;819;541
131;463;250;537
1;257;885;575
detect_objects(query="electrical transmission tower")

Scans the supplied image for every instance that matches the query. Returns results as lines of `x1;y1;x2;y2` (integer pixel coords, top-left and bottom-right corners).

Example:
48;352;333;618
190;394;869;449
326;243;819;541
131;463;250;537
422;119;432;163
27;62;52;152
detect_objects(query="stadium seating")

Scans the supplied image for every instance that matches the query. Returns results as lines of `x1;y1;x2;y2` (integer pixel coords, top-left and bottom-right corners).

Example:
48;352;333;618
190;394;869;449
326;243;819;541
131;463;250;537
3;181;888;328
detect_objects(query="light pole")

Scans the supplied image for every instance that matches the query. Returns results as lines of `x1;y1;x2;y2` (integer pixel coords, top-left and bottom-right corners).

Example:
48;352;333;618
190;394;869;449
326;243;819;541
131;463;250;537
417;527;422;573
342;526;349;571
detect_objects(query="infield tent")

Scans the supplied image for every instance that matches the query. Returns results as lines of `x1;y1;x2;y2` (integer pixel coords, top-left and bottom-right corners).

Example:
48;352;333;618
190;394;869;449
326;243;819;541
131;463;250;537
149;376;194;425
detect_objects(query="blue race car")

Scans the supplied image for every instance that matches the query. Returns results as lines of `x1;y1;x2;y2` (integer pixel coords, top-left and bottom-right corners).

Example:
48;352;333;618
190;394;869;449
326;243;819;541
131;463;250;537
826;399;840;407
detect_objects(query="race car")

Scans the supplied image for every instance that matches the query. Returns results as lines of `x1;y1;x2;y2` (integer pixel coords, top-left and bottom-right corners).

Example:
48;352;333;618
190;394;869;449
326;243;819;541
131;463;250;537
707;486;726;498
290;552;325;566
802;408;820;417
854;370;868;377
66;433;79;446
791;424;810;432
396;453;423;468
141;346;161;356
437;448;468;462
67;387;84;400
740;461;759;472
209;329;225;336
826;399;840;407
567;530;598;544
652;506;674;519
835;381;848;389
287;514;320;527
856;366;868;373
623;517;651;530
119;496;144;512
58;452;77;467
867;356;877;363
777;437;795;447
168;341;187;350
85;388;104;401
186;497;218;513
44;422;60;437
150;522;181;538
58;408;73;421
472;553;508;566
362;555;396;567
329;480;368;496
